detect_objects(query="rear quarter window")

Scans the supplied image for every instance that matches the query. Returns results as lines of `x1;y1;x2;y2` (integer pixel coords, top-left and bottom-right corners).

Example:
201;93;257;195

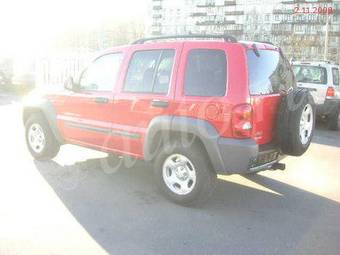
247;50;295;95
184;49;227;97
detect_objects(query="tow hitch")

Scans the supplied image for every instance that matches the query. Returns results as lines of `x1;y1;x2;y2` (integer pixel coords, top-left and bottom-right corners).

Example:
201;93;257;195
271;162;286;171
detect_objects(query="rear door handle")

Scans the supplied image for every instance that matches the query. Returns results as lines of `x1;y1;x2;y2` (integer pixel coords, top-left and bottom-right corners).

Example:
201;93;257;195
94;97;109;104
151;100;169;108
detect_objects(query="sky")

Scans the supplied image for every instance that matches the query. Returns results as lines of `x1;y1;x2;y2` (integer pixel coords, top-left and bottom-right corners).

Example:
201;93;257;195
0;0;149;57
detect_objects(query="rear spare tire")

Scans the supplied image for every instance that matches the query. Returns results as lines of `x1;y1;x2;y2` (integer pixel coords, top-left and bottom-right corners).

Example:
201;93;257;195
277;89;315;156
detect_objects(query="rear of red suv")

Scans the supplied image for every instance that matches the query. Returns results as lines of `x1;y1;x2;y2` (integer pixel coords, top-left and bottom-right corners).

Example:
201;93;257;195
147;39;314;205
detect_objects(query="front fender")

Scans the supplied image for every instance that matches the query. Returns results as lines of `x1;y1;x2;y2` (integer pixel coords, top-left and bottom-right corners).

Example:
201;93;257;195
23;96;64;144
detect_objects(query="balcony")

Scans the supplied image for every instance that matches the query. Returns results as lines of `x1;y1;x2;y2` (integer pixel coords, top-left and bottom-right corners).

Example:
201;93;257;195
191;12;207;17
329;31;340;36
281;0;332;3
196;1;236;7
224;1;236;6
281;0;300;4
151;31;162;36
196;20;235;26
279;38;323;46
225;29;243;35
273;9;293;14
197;3;215;7
281;19;327;24
272;31;293;36
153;14;162;19
225;11;244;15
306;0;333;2
152;22;162;27
196;21;215;26
153;6;162;11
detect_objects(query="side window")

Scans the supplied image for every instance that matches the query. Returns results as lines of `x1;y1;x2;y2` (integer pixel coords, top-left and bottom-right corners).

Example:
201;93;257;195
79;53;123;92
154;51;175;94
332;68;339;86
124;49;175;94
184;49;227;97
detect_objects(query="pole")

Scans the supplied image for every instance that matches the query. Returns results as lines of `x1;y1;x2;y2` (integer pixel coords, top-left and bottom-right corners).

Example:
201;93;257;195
324;13;329;61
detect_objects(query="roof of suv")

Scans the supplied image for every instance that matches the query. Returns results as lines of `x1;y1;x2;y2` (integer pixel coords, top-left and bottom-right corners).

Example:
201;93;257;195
100;36;279;57
131;34;278;50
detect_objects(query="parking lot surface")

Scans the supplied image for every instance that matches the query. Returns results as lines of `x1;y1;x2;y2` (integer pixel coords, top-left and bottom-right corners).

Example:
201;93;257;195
0;93;340;255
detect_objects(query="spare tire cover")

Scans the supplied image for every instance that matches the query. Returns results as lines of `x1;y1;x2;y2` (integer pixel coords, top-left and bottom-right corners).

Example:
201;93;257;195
276;89;315;156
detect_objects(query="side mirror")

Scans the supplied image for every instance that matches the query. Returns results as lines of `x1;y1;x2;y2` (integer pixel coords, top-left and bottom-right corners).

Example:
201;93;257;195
64;76;75;91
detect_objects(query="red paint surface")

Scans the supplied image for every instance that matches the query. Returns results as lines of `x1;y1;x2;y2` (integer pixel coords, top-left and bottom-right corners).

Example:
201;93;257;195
47;40;282;158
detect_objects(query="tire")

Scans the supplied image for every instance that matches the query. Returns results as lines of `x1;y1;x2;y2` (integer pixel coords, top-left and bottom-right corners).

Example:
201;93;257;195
153;141;216;206
277;89;315;156
25;114;60;160
327;106;340;131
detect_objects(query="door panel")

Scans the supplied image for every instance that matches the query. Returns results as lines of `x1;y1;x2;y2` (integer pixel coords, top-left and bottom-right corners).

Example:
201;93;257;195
111;44;182;157
174;42;249;139
58;52;124;149
60;91;114;148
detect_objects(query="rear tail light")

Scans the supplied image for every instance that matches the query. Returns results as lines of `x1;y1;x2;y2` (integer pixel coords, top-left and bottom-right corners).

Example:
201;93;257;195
232;104;253;138
326;87;335;98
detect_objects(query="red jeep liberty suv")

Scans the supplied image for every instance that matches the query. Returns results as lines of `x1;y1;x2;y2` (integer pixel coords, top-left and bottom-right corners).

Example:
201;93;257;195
23;35;315;205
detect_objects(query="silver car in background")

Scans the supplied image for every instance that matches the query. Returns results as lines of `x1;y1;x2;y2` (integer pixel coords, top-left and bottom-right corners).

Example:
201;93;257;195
292;61;340;130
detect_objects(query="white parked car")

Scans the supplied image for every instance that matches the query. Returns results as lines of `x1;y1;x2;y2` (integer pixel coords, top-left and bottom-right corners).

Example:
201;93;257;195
292;61;340;130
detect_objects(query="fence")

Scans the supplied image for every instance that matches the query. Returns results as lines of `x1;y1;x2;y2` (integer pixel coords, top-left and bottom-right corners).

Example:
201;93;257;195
35;51;94;88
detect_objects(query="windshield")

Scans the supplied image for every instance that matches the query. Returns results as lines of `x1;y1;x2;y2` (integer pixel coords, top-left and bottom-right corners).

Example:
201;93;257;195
293;65;327;84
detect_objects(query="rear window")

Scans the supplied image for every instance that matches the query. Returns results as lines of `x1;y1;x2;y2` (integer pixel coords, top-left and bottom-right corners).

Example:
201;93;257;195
247;49;295;95
293;65;327;85
184;49;227;97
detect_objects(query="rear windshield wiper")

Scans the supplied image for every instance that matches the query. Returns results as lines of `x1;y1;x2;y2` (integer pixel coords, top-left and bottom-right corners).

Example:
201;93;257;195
252;43;260;57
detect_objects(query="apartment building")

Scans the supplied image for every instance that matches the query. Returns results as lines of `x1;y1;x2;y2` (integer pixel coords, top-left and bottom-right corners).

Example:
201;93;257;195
149;0;340;63
271;0;339;62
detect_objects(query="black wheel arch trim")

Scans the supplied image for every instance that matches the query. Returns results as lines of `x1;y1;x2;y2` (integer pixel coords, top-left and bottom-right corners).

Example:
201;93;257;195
144;116;259;174
23;98;64;144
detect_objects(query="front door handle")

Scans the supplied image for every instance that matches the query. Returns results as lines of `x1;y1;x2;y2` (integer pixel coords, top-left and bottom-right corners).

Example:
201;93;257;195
94;97;109;104
151;100;169;108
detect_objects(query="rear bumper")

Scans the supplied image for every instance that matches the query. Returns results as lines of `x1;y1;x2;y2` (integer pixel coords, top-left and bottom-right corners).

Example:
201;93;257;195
214;138;282;175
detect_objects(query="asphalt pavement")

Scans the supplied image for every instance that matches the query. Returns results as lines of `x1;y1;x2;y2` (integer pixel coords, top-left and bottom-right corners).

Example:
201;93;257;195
0;92;339;255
